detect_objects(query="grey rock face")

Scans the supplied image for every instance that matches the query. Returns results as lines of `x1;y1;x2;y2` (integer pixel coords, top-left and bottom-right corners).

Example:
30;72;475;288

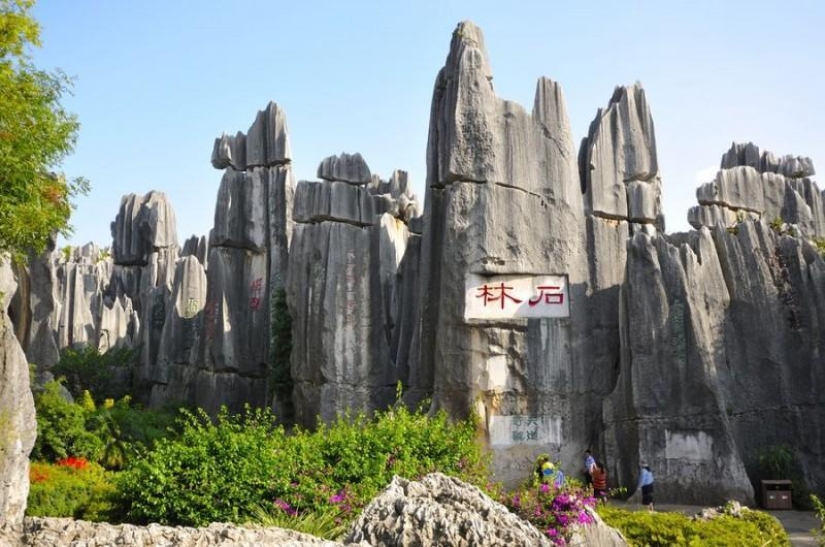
696;166;765;213
196;103;297;414
722;141;816;178
211;102;291;171
111;191;178;266
181;234;209;268
689;144;825;238
580;83;662;229
287;211;411;426
603;229;755;504
292;180;377;226
711;222;825;498
211;130;246;171
152;256;207;406
0;260;36;526
18;517;361;547
317;153;372;184
417;21;594;485
346;473;555;546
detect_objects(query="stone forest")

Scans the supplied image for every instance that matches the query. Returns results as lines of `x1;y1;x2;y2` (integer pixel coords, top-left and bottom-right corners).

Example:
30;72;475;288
1;20;824;545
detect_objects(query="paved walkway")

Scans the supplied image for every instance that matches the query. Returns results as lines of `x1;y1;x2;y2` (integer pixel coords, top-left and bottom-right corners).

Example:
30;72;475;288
611;500;819;546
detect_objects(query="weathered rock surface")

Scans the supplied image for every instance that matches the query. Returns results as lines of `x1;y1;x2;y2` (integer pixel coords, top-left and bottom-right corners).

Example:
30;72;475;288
0;259;36;526
211;102;291;171
317;153;372;185
181;234;209;267
414;21;596;486
580;83;663;229
111;191;178;266
287;161;417;425
603;229;755;504
151;255;208;406
199;105;296;414
293;180;377;226
690;143;824;238
345;473;627;547
2;518;363;547
721;141;816;178
346;473;554;546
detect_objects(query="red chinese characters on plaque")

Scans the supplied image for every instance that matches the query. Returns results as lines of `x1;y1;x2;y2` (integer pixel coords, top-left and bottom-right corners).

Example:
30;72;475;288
463;274;569;320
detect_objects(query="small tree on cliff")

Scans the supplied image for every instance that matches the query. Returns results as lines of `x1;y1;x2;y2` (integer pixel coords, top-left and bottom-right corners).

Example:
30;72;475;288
0;0;88;258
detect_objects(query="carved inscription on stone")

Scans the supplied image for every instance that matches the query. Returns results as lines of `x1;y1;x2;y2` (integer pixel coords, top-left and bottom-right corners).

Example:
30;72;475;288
488;415;562;446
464;274;570;320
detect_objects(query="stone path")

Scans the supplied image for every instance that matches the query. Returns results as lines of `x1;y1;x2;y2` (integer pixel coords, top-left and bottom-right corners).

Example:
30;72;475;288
612;500;818;546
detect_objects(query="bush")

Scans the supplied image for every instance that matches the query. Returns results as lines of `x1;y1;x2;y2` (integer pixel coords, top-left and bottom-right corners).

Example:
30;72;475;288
32;380;177;470
52;345;136;401
812;494;825;546
27;459;120;521
32;381;104;462
598;504;789;547
118;401;488;528
119;406;287;526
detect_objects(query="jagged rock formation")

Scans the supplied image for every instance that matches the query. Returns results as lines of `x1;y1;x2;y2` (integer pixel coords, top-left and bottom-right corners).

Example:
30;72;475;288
413;20;593;484
287;153;419;426
181;234;209;267
689;142;824;237
580;83;663;230
199;101;295;414
0;259;36;526
577;84;664;439
603;143;825;503
346;473;627;547
7;19;824;507
211;101;291;171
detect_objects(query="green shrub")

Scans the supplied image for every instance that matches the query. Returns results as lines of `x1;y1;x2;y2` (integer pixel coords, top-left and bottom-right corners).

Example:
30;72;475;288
119;406;286;526
118;401;488;528
598;505;789;547
53;345;136;401
32;381;104;462
812;494;825;546
32;380;177;470
27;459;120;521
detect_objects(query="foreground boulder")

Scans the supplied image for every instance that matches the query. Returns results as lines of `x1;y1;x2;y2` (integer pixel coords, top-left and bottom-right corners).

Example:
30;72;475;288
345;473;627;547
2;518;367;547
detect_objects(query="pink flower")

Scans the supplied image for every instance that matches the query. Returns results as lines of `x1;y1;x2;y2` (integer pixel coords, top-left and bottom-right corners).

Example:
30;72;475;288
274;498;297;516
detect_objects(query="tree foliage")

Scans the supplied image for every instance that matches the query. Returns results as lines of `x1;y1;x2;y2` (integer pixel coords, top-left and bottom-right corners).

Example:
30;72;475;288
0;0;88;256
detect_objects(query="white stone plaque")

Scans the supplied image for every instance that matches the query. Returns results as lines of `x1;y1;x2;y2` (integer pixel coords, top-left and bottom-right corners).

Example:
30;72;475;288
665;430;714;461
488;415;562;446
464;273;569;320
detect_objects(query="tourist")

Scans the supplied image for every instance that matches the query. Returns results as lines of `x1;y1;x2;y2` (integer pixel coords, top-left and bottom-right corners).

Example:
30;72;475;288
635;464;655;511
535;454;565;488
584;449;596;485
591;461;608;500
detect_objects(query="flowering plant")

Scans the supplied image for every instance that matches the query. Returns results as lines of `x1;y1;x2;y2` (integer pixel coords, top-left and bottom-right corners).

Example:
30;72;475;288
501;482;597;546
56;456;89;471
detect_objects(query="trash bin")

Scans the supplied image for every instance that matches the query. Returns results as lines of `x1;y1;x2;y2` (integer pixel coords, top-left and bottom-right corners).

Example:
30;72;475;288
761;480;792;510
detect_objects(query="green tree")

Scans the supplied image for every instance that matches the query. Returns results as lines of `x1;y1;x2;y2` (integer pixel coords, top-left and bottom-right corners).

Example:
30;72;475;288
0;0;88;257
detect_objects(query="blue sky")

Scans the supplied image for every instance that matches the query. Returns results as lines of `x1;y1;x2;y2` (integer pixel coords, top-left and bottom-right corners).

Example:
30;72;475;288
31;0;824;246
